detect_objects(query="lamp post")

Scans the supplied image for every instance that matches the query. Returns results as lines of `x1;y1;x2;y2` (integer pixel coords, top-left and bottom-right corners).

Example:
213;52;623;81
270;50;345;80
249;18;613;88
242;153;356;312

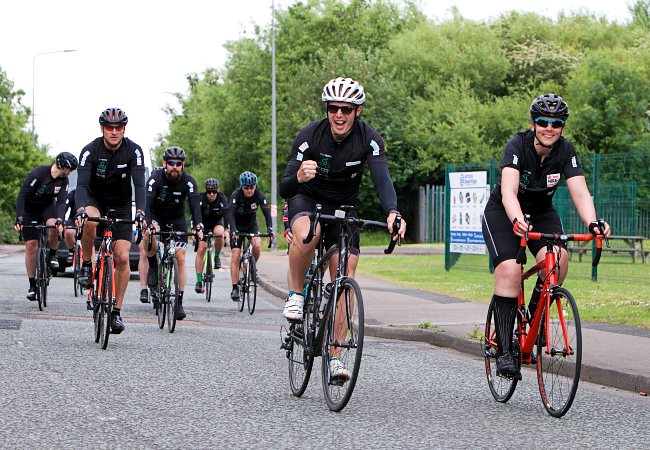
32;49;76;137
271;0;278;247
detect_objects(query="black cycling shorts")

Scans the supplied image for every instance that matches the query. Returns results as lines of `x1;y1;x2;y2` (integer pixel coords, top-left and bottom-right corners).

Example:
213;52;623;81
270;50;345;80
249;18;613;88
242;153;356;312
152;215;189;245
202;219;225;242
83;196;133;242
482;205;566;268
21;203;58;241
288;193;360;256
231;225;259;249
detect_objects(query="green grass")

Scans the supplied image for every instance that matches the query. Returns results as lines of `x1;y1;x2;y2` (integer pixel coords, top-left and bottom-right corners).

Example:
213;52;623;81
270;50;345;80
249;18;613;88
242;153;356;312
356;250;650;329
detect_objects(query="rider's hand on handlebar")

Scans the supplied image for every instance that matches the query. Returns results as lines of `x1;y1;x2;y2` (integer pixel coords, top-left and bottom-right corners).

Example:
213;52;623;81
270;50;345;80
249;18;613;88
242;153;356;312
135;209;147;229
297;160;318;183
512;217;532;237
195;223;205;241
387;211;406;240
55;219;64;234
74;208;87;228
14;216;23;232
589;219;611;237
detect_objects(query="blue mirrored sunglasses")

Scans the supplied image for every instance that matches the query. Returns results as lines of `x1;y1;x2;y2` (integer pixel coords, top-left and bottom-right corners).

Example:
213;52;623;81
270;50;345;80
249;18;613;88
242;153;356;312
534;117;565;129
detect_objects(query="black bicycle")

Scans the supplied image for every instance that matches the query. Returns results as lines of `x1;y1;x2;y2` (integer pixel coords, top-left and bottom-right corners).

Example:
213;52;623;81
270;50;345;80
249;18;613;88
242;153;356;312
21;222;59;311
233;231;273;315
148;226;198;333
83;212;141;349
282;205;400;411
201;232;223;303
68;226;84;297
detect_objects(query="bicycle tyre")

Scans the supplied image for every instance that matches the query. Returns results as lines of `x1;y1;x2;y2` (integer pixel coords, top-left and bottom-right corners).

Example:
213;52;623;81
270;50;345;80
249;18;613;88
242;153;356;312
483;299;518;403
536;287;581;418
288;283;316;397
205;251;213;302
73;243;81;297
166;258;179;333
321;278;364;412
34;247;44;311
237;257;247;312
247;257;257;315
40;247;49;308
157;279;166;329
92;264;101;343
99;256;113;350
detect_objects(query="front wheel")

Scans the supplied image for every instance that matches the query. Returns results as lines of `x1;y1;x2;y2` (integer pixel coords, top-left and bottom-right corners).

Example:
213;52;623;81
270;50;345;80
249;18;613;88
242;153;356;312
237;257;247;313
321;278;364;412
247;257;257;315
537;287;581;418
73;243;82;297
99;257;114;350
204;251;213;302
483;299;518;403
166;258;179;333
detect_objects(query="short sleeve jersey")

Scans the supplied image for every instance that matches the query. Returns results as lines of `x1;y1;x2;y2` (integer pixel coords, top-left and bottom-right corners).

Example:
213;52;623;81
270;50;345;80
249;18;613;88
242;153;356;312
284;119;390;206
78;137;145;207
16;165;69;217
145;168;199;222
488;131;583;212
200;192;229;223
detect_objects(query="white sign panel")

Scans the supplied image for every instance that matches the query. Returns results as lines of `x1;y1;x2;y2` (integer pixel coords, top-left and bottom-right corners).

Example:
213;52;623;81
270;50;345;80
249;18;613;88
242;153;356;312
449;171;490;254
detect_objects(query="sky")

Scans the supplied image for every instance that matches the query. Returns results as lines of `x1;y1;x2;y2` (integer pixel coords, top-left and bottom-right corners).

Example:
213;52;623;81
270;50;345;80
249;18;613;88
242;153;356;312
1;0;634;160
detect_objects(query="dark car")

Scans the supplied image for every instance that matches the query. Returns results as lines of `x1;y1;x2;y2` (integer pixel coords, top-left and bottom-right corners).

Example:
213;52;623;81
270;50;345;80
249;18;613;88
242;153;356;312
54;231;141;275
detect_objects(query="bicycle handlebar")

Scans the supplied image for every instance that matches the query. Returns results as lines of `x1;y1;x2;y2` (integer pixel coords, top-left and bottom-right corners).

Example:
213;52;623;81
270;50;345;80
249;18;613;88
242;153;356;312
81;216;143;245
516;216;609;268
233;232;274;249
147;229;200;252
302;204;401;255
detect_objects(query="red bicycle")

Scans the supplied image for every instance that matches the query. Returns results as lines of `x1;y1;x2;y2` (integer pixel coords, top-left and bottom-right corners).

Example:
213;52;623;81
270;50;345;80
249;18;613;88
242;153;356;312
483;218;608;417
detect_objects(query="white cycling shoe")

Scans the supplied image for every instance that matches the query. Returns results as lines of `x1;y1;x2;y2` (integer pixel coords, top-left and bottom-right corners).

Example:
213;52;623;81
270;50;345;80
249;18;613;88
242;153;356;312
283;293;304;321
329;357;350;380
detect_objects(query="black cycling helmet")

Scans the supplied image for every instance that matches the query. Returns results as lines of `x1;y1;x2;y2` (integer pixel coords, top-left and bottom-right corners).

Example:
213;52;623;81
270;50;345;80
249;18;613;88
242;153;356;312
55;152;78;170
530;94;569;119
163;146;186;161
99;107;128;126
204;178;219;191
239;171;257;187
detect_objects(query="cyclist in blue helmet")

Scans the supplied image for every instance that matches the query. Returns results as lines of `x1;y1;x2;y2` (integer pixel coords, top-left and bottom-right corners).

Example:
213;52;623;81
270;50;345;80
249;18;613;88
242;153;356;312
228;171;274;301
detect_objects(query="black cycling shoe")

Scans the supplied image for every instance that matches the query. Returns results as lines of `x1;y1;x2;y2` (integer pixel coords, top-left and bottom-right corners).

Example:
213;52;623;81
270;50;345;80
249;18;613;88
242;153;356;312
230;287;240;301
176;303;186;320
139;288;149;303
496;353;520;377
26;288;37;301
195;282;204;294
151;291;159;310
49;254;59;271
214;257;222;270
110;314;125;334
146;266;158;288
79;264;93;288
86;300;93;311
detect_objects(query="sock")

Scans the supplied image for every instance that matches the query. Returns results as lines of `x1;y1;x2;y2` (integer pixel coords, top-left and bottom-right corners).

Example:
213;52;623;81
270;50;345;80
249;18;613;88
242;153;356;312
492;295;518;355
289;290;296;296
232;284;238;290
214;251;220;257
196;273;203;283
147;255;158;268
528;276;544;320
82;259;92;266
113;307;121;315
49;248;57;257
29;277;36;288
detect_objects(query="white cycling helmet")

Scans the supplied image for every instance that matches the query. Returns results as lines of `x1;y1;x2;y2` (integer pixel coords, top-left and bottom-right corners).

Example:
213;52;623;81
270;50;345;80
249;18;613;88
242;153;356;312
321;77;365;105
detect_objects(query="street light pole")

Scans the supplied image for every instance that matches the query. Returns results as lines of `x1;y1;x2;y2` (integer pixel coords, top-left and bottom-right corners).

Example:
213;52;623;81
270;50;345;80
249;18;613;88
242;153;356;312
32;49;76;138
271;0;278;247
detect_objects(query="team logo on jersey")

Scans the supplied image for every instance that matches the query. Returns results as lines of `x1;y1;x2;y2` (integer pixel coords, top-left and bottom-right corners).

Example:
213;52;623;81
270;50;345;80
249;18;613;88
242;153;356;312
571;156;577;168
97;158;108;179
513;155;519;166
156;186;168;203
54;186;61;194
370;140;380;156
251;203;258;210
317;154;331;178
187;181;194;193
519;171;530;192
36;185;46;197
547;173;560;188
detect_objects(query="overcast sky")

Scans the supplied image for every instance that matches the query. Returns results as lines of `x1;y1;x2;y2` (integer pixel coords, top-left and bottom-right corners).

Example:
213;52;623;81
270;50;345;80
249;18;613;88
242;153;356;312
1;0;633;159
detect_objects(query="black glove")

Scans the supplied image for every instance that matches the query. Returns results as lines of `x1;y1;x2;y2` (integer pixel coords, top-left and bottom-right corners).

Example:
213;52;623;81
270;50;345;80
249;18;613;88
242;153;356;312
15;216;23;226
267;227;274;235
135;210;145;224
588;219;607;236
74;208;87;220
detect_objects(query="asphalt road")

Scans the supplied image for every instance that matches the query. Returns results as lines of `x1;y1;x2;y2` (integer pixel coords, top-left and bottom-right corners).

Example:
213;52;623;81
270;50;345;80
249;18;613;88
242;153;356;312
1;253;648;448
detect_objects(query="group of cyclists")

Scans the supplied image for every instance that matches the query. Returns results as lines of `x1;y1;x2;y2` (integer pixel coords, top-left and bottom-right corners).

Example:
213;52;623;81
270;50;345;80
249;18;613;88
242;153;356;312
13;76;609;382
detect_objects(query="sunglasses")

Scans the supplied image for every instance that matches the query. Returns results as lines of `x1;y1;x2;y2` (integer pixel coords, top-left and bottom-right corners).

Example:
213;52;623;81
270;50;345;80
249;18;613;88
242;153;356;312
327;105;356;115
242;185;256;190
206;190;218;194
166;160;183;167
103;125;125;132
534;117;565;129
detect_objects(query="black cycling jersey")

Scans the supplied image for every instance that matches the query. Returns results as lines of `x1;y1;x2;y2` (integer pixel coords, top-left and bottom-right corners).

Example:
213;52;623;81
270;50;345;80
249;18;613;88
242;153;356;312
15;165;68;219
486;131;583;213
76;137;146;211
279;118;398;213
64;189;76;225
228;188;273;233
145;168;202;225
199;191;229;223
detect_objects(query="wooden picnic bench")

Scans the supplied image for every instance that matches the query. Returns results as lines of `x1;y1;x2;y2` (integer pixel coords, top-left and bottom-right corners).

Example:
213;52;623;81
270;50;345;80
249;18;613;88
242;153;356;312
568;235;647;263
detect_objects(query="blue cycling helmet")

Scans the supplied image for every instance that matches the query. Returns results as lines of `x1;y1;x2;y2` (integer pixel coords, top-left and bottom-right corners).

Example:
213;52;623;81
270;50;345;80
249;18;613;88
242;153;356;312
239;171;257;187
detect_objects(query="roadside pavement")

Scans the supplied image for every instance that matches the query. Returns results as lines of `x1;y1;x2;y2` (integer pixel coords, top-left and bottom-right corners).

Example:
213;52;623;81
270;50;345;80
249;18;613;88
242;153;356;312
255;247;650;395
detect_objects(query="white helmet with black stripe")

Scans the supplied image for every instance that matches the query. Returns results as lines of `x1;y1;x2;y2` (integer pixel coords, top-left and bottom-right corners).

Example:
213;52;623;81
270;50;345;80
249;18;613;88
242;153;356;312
321;77;365;105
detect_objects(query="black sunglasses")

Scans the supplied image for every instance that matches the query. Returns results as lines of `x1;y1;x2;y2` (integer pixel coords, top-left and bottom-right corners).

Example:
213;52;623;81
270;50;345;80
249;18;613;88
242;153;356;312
534;117;565;129
327;105;356;115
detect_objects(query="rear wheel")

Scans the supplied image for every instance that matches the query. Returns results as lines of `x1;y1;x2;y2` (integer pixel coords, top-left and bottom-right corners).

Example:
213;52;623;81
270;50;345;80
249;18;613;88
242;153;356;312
157;280;166;329
39;248;48;309
321;278;364;412
289;279;317;397
247;257;257;315
34;247;44;311
166;258;179;333
483;299;518;402
537;287;581;418
73;242;82;297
